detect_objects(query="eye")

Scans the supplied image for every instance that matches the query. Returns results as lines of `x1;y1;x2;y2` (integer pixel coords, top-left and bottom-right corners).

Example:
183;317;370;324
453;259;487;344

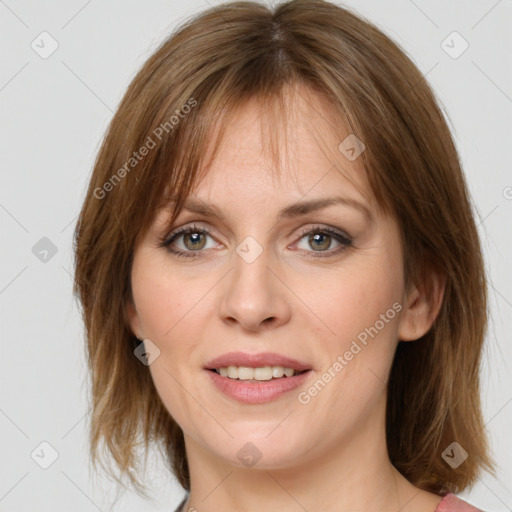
292;225;353;258
159;224;217;259
159;223;353;260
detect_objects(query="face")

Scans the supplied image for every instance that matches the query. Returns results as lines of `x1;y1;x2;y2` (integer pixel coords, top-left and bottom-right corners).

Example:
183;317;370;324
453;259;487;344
128;89;412;471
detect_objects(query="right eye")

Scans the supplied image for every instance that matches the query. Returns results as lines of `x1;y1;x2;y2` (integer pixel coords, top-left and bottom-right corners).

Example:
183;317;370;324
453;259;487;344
159;224;218;259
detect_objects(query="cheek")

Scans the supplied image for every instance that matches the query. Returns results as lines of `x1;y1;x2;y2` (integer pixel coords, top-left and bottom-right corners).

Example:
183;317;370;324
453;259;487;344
299;270;402;429
131;249;211;342
308;256;403;394
315;262;401;340
130;253;214;427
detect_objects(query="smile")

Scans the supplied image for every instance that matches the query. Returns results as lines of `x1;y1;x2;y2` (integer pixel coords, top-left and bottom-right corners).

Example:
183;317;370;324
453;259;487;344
205;367;312;404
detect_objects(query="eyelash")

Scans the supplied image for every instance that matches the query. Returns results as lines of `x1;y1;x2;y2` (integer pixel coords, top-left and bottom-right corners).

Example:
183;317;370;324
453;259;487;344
158;223;353;260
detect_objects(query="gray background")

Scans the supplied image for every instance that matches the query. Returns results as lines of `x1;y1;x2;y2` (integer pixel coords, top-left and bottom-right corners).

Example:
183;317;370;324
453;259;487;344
0;0;511;510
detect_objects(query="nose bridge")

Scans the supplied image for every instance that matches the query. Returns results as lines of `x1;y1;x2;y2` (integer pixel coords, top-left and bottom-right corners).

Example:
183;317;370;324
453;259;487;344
218;234;291;331
233;235;272;291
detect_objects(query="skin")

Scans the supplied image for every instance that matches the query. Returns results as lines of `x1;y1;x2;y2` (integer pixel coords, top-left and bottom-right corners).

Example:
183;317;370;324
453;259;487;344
127;86;446;512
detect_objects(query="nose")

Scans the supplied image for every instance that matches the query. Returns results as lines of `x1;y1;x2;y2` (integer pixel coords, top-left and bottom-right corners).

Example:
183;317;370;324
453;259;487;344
217;246;292;332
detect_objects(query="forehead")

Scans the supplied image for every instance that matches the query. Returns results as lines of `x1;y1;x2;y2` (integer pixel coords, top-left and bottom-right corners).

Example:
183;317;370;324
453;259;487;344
189;86;374;210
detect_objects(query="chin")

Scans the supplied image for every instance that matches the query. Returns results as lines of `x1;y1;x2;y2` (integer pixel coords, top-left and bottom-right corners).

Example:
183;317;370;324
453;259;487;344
201;429;310;471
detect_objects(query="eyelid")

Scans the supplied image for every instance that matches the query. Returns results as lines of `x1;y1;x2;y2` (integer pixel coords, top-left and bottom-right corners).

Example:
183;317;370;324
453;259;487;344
293;223;352;242
160;222;214;245
161;221;351;244
159;221;354;260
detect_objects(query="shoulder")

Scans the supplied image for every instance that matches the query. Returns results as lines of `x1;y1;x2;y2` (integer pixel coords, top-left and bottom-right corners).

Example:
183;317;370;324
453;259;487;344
435;493;485;512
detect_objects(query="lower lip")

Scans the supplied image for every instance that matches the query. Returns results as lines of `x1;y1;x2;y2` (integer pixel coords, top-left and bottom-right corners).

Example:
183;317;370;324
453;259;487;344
205;369;312;404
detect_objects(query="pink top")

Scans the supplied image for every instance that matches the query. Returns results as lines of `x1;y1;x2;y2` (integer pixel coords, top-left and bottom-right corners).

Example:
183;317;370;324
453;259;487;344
175;492;483;512
435;493;483;511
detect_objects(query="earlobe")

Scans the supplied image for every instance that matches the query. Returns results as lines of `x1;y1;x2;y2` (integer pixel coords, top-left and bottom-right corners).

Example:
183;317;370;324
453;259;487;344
398;270;446;342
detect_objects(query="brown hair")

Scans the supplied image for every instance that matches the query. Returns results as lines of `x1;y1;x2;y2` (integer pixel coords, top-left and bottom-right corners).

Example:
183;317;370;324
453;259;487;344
73;0;495;498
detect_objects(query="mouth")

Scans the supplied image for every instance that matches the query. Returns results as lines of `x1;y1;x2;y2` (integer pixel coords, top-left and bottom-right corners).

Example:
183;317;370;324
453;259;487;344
203;352;313;404
207;366;309;382
204;351;312;374
205;366;312;404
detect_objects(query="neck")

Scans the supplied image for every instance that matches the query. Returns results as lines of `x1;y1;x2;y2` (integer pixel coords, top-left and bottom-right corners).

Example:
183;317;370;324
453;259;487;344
180;398;441;512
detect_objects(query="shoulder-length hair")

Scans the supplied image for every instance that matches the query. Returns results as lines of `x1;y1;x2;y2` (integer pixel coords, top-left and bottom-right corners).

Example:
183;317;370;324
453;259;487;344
73;0;494;497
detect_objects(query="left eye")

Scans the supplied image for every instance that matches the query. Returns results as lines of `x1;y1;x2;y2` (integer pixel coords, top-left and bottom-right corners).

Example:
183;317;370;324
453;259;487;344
292;226;353;257
160;224;353;259
295;231;345;253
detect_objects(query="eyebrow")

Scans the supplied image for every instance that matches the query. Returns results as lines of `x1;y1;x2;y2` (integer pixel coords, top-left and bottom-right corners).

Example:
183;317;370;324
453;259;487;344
170;196;373;223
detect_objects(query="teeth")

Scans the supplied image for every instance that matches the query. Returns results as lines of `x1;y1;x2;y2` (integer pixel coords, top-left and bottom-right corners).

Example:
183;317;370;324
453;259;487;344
216;365;301;380
283;367;294;377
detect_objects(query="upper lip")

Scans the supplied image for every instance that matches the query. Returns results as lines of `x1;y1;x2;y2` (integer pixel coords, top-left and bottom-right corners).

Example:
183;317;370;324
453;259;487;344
204;351;312;371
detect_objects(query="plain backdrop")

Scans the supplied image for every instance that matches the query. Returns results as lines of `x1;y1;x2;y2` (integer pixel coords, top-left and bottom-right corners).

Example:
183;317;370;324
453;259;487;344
0;1;511;510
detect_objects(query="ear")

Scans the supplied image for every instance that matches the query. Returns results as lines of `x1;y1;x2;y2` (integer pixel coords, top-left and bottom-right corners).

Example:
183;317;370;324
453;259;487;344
126;298;142;340
398;268;446;342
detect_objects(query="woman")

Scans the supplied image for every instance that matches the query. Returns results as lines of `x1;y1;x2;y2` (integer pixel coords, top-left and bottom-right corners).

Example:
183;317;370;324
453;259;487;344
73;1;494;510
